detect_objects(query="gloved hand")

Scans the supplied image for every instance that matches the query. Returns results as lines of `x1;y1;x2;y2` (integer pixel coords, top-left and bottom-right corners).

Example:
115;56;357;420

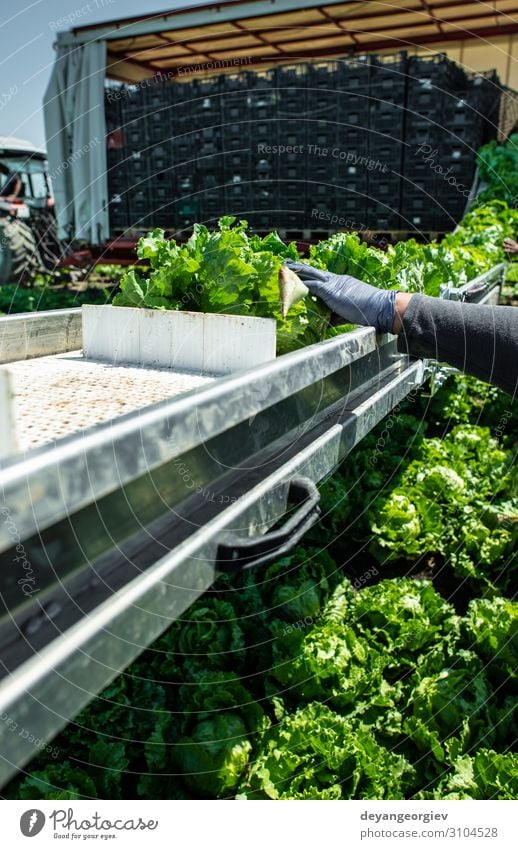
285;259;398;334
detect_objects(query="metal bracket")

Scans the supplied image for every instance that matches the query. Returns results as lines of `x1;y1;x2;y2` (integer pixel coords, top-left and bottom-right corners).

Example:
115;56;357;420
216;476;321;572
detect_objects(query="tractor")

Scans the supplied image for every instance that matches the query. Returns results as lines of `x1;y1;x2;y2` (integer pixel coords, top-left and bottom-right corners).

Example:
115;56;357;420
0;136;63;285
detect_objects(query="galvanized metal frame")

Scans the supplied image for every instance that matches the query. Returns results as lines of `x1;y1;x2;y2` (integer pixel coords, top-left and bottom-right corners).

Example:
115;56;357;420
0;342;422;787
0;324;383;553
0;308;82;365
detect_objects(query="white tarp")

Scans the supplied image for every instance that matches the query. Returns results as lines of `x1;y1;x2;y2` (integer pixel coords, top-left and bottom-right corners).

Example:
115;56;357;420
43;40;109;244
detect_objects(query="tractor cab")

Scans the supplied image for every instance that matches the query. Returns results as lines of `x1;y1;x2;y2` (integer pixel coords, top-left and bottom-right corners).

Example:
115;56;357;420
0;137;61;285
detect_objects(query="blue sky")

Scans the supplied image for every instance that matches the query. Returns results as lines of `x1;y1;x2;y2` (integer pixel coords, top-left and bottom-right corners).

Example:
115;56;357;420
0;0;207;149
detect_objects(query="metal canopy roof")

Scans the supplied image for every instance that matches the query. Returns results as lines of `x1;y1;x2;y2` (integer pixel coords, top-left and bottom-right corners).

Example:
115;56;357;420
60;0;518;82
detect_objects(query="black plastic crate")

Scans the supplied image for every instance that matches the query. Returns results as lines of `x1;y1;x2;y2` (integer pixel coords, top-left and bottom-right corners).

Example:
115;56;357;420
433;207;464;230
248;211;277;230
144;81;173;109
277;91;306;117
174;114;202;134
226;181;250;201
198;138;222;158
278;210;306;228
189;103;222;129
308;205;350;233
251;119;277;144
221;95;247;122
121;90;148;117
306;91;337;122
338;58;370;93
249;186;277;209
335;160;369;187
223;149;251;170
408;54;467;91
366;200;402;230
368;136;403;167
148;142;172;169
171;137;195;164
276;64;308;86
401;156;438;183
170;80;192;100
249;70;277;103
405;82;440;110
278;177;305;194
401;185;434;215
405;121;441;148
252;159;277;183
222;135;248;153
279;193;305;211
434;189;467;214
222;72;251;92
367;174;401;198
124;118;150;148
200;197;225;214
308;61;337;86
275;123;307;149
192;76;223;99
174;169;197;194
308;179;335;200
306;121;338;150
250;104;277;121
152;172;174;200
108;190;129;227
309;159;339;182
127;151;151;178
126;191;155;224
336;100;370;128
370;54;407;103
467;71;502;128
105;90;122;130
436;140;478;164
369;101;405;138
336;124;368;150
198;169;222;189
337;194;368;221
190;108;222;130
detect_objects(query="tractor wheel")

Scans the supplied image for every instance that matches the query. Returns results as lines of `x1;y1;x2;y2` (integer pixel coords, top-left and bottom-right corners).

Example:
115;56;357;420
29;209;64;271
0;217;44;285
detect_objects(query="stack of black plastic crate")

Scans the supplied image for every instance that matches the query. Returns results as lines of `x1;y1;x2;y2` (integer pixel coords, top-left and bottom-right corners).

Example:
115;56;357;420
402;55;473;231
304;61;339;230
174;77;219;229
105;90;128;231
218;73;251;225
274;64;307;231
105;51;500;236
431;70;499;230
367;53;407;230
334;56;370;227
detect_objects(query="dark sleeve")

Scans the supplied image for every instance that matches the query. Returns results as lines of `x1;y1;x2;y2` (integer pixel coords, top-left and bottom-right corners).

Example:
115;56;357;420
396;294;518;398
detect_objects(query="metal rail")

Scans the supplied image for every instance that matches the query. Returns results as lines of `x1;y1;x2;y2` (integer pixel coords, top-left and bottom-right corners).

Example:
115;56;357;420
440;262;505;305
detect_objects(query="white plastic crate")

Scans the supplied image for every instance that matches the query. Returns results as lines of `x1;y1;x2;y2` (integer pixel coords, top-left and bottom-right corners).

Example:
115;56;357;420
81;305;277;374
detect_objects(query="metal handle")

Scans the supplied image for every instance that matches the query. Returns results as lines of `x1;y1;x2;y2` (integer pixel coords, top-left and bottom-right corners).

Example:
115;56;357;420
461;281;488;302
216;476;321;572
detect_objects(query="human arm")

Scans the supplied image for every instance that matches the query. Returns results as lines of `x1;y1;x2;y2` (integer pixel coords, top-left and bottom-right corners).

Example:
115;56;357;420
283;261;518;397
503;237;518;255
